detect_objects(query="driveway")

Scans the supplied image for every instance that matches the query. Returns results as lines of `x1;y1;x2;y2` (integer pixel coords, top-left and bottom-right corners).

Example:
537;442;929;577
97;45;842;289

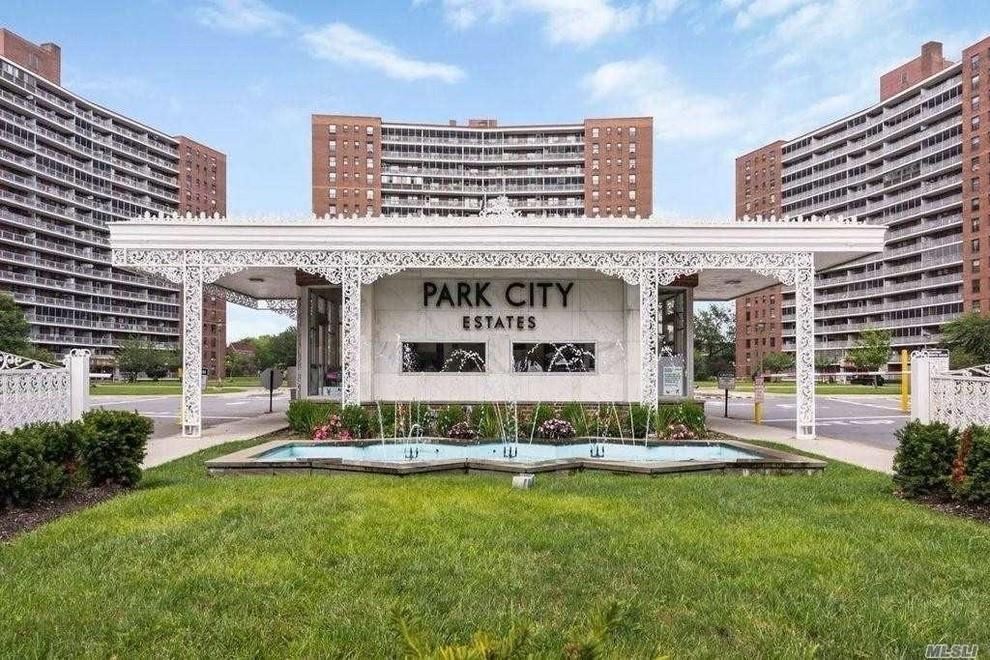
92;389;291;439
703;394;908;450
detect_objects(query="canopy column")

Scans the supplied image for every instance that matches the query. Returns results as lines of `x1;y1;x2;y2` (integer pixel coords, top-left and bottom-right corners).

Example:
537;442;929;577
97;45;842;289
181;263;203;437
639;266;660;407
794;253;816;439
340;268;362;405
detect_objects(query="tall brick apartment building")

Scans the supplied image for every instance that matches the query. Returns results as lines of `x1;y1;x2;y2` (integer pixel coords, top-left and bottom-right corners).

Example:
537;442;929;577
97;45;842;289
311;115;653;218
735;38;990;376
0;28;228;375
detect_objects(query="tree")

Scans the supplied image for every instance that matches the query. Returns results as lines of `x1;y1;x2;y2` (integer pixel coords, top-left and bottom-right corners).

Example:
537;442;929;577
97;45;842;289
848;328;892;387
941;312;990;368
0;293;32;356
758;351;794;376
694;305;735;380
815;350;841;372
0;293;56;363
224;350;255;377
116;339;177;381
254;327;297;371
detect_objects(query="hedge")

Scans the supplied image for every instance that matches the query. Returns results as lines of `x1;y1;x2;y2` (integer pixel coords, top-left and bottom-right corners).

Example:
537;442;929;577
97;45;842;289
0;409;152;510
892;421;959;497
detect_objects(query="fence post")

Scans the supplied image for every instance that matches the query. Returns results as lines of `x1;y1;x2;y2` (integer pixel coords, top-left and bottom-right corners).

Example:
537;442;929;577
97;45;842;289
66;349;91;421
910;350;948;423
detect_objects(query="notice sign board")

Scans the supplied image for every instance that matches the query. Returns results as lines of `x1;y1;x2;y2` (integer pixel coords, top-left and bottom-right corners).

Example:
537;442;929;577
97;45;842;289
661;366;684;397
753;374;766;403
717;373;736;391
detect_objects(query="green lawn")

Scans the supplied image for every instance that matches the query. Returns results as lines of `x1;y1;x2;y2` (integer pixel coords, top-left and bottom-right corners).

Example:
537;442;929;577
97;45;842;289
1;440;988;656
90;381;248;396
696;381;902;395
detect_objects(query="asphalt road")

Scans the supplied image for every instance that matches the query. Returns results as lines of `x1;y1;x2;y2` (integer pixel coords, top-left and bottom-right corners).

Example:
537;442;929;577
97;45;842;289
703;393;909;449
92;389;290;439
94;389;908;449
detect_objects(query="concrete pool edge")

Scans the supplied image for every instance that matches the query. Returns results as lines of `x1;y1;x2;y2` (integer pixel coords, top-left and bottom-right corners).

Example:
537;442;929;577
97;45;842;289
205;438;826;478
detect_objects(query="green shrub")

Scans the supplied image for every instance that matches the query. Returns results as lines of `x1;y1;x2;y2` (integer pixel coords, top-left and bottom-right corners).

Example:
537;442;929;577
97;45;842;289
373;403;397;438
340;404;371;439
628;404;653;438
435;405;466;437
521;404;554;440
287;400;336;435
892;421;958;496
471;403;504;439
560;403;589;437
961;425;990;503
0;429;62;508
655;402;706;440
81;409;153;487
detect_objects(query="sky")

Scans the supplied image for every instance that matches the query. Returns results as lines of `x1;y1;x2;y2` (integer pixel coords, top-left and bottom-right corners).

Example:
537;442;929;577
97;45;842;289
3;0;989;341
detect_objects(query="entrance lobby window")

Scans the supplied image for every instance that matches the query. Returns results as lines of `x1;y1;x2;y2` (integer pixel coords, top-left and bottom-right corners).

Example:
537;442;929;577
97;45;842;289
512;342;596;373
307;288;340;396
402;342;486;372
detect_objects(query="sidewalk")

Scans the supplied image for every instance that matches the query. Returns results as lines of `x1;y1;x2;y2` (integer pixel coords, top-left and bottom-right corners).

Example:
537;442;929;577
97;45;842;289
142;412;288;468
707;416;895;474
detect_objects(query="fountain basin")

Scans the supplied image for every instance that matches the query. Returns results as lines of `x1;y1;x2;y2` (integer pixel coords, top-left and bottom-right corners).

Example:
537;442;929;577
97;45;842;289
206;438;825;478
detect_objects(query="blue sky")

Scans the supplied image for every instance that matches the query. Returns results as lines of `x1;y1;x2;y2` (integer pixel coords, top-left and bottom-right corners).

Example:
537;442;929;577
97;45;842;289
3;0;989;340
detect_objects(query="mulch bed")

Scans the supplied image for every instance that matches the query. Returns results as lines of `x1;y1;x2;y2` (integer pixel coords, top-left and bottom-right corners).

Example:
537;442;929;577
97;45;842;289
0;484;126;543
904;493;990;525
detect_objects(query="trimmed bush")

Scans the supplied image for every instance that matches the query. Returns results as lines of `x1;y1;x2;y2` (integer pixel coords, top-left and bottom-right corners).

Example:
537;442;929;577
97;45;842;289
340;404;371;439
628;404;653;439
892;421;958;497
560;402;589;437
436;405;466;437
81;409;153;487
287;400;337;435
961;425;990;503
654;402;706;440
0;430;61;508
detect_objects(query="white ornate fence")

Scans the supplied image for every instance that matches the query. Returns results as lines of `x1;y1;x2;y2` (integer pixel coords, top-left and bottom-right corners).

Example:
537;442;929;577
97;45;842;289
0;349;91;431
912;350;990;428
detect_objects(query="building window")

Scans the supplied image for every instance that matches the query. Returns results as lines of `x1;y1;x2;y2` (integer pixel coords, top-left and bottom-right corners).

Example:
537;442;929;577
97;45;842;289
973;258;982;273
974;279;982;294
591;127;599;138
401;342;486;372
512;342;596;373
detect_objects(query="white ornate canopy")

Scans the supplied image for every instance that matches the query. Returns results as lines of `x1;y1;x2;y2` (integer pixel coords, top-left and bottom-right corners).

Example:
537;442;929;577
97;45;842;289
109;213;885;440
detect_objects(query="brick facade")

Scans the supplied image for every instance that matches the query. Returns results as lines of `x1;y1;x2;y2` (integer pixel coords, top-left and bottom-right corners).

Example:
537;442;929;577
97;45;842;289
734;142;784;376
312;114;381;218
583;117;653;217
880;41;953;101
0;28;60;84
961;37;990;314
176;137;228;378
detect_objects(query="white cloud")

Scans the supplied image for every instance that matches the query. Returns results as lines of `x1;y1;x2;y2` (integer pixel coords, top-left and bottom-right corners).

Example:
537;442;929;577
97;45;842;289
583;58;740;140
301;23;465;83
431;0;646;46
193;0;466;83
193;0;295;35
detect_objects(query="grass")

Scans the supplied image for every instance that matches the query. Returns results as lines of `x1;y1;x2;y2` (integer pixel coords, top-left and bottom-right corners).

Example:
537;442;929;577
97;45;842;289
696;380;902;395
1;440;988;657
90;381;249;396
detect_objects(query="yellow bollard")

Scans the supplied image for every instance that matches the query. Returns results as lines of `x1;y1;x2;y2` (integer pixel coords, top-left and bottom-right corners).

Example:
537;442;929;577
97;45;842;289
900;349;909;413
754;401;763;424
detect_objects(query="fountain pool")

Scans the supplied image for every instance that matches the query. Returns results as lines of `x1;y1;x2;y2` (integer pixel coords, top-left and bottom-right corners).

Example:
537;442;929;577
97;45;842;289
206;438;825;478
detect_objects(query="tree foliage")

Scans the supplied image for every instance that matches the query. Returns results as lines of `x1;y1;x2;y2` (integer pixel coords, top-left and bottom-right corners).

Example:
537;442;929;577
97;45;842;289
758;351;794;375
848;328;891;387
693;305;735;380
252;327;297;371
0;293;56;363
116;339;178;381
224;350;256;377
941;312;990;368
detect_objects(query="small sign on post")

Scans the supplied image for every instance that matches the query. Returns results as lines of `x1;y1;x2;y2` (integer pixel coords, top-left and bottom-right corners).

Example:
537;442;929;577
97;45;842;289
259;368;283;413
753;373;765;424
717;372;736;418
